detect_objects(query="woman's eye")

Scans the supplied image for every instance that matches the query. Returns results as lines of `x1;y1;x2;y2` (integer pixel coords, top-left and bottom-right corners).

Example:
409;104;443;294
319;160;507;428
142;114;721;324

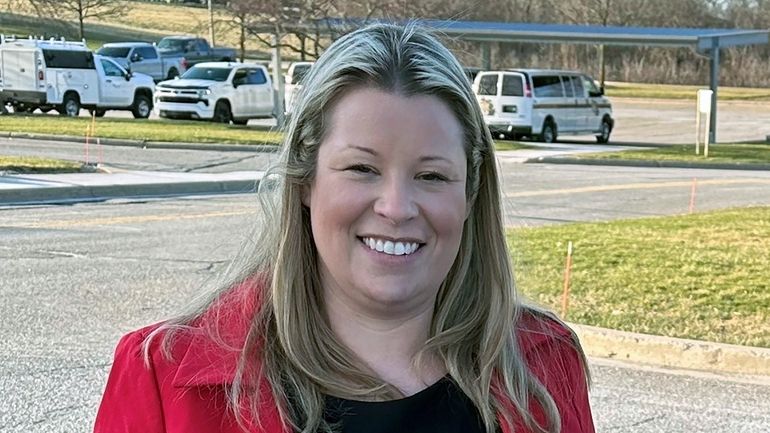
347;164;375;174
419;172;449;182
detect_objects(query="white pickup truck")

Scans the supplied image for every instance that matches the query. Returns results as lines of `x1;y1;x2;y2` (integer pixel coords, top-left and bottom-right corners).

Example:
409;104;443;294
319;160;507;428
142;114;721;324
0;36;156;118
97;42;185;82
154;61;274;124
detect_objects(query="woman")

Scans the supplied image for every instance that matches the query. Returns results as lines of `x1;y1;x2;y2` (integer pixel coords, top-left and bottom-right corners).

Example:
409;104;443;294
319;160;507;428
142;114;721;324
94;23;594;433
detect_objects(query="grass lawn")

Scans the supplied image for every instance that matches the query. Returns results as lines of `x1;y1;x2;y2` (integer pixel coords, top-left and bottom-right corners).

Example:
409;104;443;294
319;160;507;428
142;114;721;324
494;140;536;151
578;143;770;165
0;155;82;173
605;82;770;101
509;206;770;348
0;115;283;145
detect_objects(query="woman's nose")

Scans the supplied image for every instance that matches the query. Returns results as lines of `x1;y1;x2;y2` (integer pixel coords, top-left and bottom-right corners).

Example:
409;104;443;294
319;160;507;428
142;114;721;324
373;176;419;224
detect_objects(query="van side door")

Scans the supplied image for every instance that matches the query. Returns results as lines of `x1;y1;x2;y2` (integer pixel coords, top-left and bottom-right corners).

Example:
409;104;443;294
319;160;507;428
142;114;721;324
566;75;586;131
531;74;568;133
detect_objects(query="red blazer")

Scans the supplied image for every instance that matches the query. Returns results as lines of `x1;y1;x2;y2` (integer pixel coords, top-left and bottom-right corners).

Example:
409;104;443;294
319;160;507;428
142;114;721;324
94;294;594;433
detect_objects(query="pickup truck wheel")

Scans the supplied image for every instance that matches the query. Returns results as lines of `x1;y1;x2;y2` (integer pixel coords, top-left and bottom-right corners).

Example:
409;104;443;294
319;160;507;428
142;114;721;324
59;93;80;117
167;68;179;80
213;101;232;124
131;94;152;119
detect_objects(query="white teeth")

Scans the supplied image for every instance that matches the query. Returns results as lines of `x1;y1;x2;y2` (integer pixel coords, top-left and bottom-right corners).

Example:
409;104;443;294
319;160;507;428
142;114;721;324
363;237;421;256
394;242;405;255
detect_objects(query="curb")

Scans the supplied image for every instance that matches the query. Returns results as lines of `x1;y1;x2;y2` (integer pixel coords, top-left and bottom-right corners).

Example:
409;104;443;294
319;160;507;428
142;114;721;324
0;131;281;153
527;156;770;171
572;323;770;377
0;179;260;206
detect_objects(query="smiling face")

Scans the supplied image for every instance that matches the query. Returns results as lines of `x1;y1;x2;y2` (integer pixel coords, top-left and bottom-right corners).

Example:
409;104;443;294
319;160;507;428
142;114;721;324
305;87;468;318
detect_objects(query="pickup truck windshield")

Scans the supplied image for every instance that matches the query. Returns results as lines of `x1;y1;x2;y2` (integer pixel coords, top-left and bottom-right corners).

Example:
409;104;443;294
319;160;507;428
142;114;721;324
97;47;131;58
181;67;232;82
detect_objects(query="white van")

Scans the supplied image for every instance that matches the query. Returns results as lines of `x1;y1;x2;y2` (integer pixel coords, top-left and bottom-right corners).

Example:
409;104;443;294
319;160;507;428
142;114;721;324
473;69;614;143
0;35;155;117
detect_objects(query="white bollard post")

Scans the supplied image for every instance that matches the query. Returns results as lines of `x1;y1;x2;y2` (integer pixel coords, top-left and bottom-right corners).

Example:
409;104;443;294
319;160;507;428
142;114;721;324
696;89;713;158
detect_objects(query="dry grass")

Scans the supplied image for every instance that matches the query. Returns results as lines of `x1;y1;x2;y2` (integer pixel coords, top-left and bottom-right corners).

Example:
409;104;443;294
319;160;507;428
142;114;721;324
509;207;770;348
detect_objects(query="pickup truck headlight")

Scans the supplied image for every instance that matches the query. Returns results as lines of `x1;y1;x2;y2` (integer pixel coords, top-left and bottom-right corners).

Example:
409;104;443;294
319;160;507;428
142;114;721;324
197;89;211;98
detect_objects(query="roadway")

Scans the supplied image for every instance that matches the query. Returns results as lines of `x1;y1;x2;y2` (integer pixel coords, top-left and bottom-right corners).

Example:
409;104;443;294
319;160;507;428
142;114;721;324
1;194;769;432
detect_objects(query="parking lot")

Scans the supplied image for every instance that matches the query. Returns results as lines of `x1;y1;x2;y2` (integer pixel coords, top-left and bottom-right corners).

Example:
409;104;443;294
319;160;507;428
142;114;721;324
46;96;770;146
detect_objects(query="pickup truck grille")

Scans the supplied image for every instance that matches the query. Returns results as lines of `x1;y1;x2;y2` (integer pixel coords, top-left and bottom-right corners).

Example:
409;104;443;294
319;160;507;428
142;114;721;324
159;96;205;104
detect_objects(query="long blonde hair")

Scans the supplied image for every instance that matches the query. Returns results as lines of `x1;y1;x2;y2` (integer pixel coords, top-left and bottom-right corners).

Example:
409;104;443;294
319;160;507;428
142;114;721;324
149;23;585;433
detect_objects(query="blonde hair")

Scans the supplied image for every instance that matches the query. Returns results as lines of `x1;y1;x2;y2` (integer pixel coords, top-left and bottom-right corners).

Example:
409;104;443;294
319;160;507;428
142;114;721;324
149;23;587;433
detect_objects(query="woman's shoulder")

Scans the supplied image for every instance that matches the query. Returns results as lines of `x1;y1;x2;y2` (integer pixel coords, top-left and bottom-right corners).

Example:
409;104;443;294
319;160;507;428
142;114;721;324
514;306;585;369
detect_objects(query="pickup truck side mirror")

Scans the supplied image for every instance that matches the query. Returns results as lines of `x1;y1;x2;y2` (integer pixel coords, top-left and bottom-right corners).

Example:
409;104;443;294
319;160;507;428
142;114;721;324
130;53;143;62
125;71;133;81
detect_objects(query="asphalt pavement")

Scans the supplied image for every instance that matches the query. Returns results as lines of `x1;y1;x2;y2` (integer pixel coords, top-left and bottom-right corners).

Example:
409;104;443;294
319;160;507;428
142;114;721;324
1;136;769;379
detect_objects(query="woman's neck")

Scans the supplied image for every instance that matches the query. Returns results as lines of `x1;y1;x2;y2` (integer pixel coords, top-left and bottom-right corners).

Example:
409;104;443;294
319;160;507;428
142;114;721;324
323;286;446;396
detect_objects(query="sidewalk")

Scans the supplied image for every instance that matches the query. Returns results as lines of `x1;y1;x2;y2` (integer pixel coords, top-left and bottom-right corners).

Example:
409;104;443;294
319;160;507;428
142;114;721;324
0;169;264;205
2;139;769;378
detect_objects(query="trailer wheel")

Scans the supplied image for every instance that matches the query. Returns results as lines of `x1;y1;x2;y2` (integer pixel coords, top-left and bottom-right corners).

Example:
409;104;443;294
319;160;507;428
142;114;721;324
59;93;80;117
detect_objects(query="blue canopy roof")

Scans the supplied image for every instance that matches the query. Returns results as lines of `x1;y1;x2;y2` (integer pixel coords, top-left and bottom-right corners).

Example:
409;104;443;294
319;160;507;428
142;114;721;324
322;18;770;52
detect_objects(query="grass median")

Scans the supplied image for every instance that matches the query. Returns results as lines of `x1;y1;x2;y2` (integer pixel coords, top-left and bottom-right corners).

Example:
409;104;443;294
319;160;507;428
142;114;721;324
576;143;770;165
509;206;770;348
0;156;83;173
0;115;283;145
606;82;770;101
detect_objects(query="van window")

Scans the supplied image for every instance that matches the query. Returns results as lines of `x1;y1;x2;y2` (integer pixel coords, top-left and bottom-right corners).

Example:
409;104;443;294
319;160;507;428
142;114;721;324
501;75;524;96
532;75;564;97
477;74;498;96
561;76;574;97
42;50;95;69
570;76;585;97
583;75;601;96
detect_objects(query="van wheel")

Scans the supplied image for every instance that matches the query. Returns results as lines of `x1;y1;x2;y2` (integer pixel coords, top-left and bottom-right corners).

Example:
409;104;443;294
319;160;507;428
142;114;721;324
596;118;612;143
59;93;80;117
540;120;557;143
213;101;231;124
131;94;152;119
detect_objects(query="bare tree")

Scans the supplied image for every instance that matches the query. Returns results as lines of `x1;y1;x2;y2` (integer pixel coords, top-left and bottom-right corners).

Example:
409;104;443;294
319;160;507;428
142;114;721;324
27;0;124;40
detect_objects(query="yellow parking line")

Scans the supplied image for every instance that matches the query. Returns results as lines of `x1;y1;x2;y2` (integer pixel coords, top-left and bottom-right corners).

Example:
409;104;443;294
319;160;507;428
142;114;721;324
504;178;770;198
7;209;254;229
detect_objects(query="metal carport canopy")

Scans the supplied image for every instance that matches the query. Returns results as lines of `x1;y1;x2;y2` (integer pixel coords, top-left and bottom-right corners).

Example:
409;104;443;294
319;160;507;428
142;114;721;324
317;19;770;143
427;20;770;143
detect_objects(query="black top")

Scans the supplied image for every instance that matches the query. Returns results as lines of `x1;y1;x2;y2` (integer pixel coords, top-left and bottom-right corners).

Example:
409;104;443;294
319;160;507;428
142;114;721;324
322;377;488;433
